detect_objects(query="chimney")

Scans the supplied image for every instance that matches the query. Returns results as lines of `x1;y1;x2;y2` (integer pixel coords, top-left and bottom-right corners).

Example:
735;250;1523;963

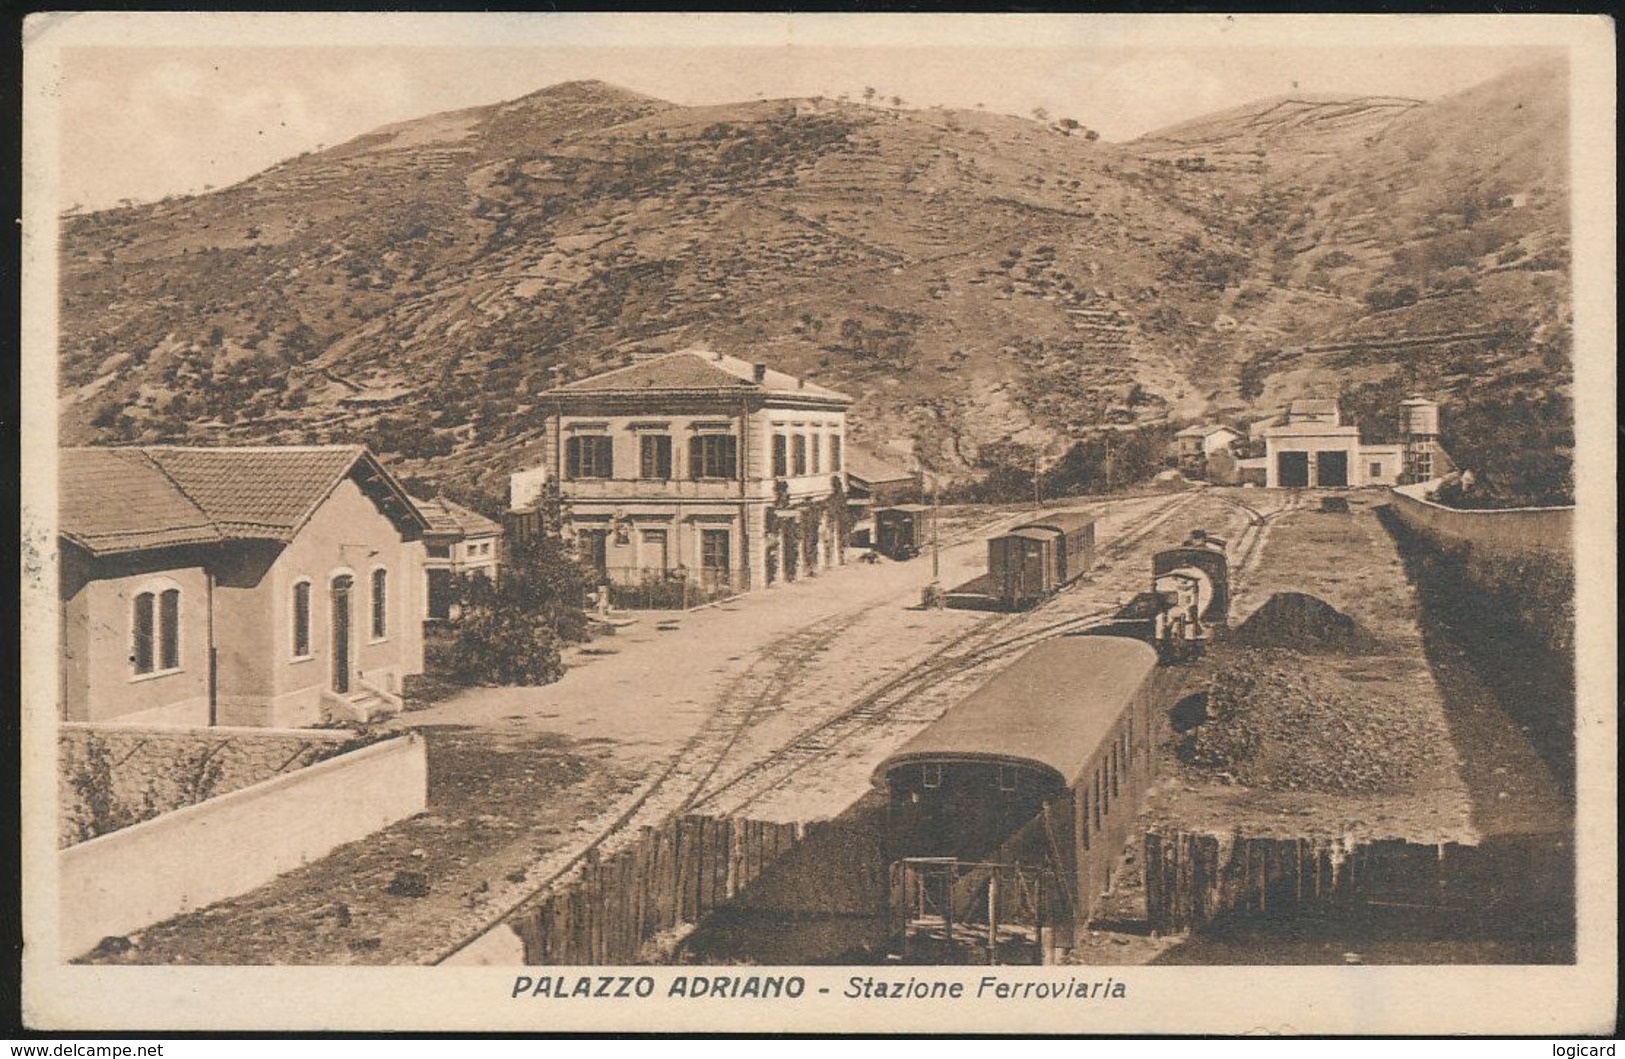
798;378;805;389
753;363;767;383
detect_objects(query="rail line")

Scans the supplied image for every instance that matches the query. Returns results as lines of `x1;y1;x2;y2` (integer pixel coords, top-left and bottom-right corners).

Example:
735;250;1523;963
687;490;1204;814
432;488;1201;963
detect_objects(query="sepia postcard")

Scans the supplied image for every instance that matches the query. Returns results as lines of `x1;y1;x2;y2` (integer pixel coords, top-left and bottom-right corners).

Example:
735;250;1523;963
18;11;1617;1036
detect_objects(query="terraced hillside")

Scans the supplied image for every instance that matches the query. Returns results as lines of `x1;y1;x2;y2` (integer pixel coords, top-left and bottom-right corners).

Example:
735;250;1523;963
58;62;1573;504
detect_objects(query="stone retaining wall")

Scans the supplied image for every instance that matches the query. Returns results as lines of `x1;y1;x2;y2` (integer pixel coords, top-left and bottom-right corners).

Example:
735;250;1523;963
58;723;375;847
1389;481;1573;556
59;734;427;959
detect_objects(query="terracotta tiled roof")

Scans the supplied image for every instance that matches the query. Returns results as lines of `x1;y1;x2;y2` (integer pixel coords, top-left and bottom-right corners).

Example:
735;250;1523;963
1287;398;1340;420
143;446;368;538
548;348;850;403
60;445;429;557
1175;423;1239;439
415;495;503;539
59;448;223;555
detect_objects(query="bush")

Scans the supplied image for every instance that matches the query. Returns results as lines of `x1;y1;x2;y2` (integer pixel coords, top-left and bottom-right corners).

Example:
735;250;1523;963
424;532;591;687
429;591;565;686
1365;283;1420;311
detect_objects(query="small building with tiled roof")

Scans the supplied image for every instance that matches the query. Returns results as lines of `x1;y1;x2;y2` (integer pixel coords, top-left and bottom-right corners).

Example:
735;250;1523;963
1173;423;1242;477
414;494;504;620
526;348;852;597
59;445;430;728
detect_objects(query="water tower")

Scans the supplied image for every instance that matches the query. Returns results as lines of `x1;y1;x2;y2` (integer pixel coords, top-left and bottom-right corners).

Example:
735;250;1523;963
1400;396;1444;484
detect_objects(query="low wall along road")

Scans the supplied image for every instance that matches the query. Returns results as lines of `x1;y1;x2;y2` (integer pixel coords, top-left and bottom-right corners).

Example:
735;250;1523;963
59;733;428;959
1388;481;1573;556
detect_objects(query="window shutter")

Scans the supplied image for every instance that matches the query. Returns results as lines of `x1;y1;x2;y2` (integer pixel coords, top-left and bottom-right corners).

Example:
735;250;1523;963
159;589;180;670
133;592;155;674
371;569;388;639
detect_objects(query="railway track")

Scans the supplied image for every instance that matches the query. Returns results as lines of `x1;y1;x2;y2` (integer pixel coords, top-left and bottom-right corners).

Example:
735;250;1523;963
1210;489;1300;608
433;488;1201;962
687;490;1204;815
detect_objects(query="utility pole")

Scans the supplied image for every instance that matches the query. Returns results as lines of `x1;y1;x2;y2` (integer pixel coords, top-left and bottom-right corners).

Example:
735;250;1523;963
932;479;941;583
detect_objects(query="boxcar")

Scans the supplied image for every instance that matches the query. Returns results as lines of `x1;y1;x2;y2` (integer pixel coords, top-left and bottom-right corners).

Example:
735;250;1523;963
875;636;1161;936
874;504;930;560
986;511;1096;609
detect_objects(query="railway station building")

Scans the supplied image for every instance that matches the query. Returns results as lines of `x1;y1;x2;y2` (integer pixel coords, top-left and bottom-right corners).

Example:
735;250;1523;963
526;348;853;596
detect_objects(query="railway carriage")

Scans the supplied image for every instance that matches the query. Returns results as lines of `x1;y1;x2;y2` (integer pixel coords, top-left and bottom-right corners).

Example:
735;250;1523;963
985;511;1096;610
875;636;1162;942
873;504;930;560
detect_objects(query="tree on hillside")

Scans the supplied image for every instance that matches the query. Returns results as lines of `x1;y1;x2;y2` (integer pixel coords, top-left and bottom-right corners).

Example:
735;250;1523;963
1031;107;1050;123
1057;117;1081;135
863;86;877;106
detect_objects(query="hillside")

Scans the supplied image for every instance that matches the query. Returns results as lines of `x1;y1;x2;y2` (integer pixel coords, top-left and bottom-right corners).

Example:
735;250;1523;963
58;64;1573;506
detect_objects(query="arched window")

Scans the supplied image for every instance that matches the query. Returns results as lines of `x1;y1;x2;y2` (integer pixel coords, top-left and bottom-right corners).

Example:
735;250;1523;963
291;579;313;658
370;567;389;640
132;583;181;676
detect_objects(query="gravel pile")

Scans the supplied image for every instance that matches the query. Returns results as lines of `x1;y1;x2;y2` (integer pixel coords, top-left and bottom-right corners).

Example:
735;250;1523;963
1177;648;1453;794
1233;592;1382;653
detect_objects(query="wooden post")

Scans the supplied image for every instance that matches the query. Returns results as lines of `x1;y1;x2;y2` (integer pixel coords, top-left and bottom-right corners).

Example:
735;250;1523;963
987;873;999;965
943;862;954;951
1034;872;1044;962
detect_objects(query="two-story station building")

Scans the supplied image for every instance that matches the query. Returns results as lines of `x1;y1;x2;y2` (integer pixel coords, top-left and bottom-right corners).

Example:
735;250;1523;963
529;348;852;594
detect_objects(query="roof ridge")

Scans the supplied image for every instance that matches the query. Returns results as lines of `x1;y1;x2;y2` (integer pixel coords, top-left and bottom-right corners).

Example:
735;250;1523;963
130;446;218;530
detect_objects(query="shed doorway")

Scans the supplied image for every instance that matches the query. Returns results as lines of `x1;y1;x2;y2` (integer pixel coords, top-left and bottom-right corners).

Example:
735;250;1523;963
1277;451;1310;488
1317;450;1349;488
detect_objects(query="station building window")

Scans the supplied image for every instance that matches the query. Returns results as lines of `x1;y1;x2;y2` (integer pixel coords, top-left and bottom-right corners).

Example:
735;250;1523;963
690;434;738;479
566;435;614;479
291;579;312;658
640;435;673;480
370;567;389;640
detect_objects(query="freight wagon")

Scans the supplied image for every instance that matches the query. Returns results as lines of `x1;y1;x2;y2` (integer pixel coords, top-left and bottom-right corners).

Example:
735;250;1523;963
977;511;1096;610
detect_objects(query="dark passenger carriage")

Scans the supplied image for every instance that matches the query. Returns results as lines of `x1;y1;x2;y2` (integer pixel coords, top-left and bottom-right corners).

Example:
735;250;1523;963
873;504;930;560
876;636;1161;929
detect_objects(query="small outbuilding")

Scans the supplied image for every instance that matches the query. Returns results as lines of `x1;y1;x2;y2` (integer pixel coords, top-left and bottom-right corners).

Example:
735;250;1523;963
59;445;430;728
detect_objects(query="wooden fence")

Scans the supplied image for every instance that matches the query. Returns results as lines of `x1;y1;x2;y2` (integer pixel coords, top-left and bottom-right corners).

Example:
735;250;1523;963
509;814;802;964
1143;830;1572;935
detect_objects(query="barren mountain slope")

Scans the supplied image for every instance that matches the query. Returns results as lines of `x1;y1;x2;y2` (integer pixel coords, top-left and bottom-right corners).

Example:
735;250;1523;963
58;64;1573;502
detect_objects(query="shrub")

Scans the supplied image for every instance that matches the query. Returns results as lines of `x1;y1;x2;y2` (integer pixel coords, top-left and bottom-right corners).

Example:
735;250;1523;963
425;532;591;687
